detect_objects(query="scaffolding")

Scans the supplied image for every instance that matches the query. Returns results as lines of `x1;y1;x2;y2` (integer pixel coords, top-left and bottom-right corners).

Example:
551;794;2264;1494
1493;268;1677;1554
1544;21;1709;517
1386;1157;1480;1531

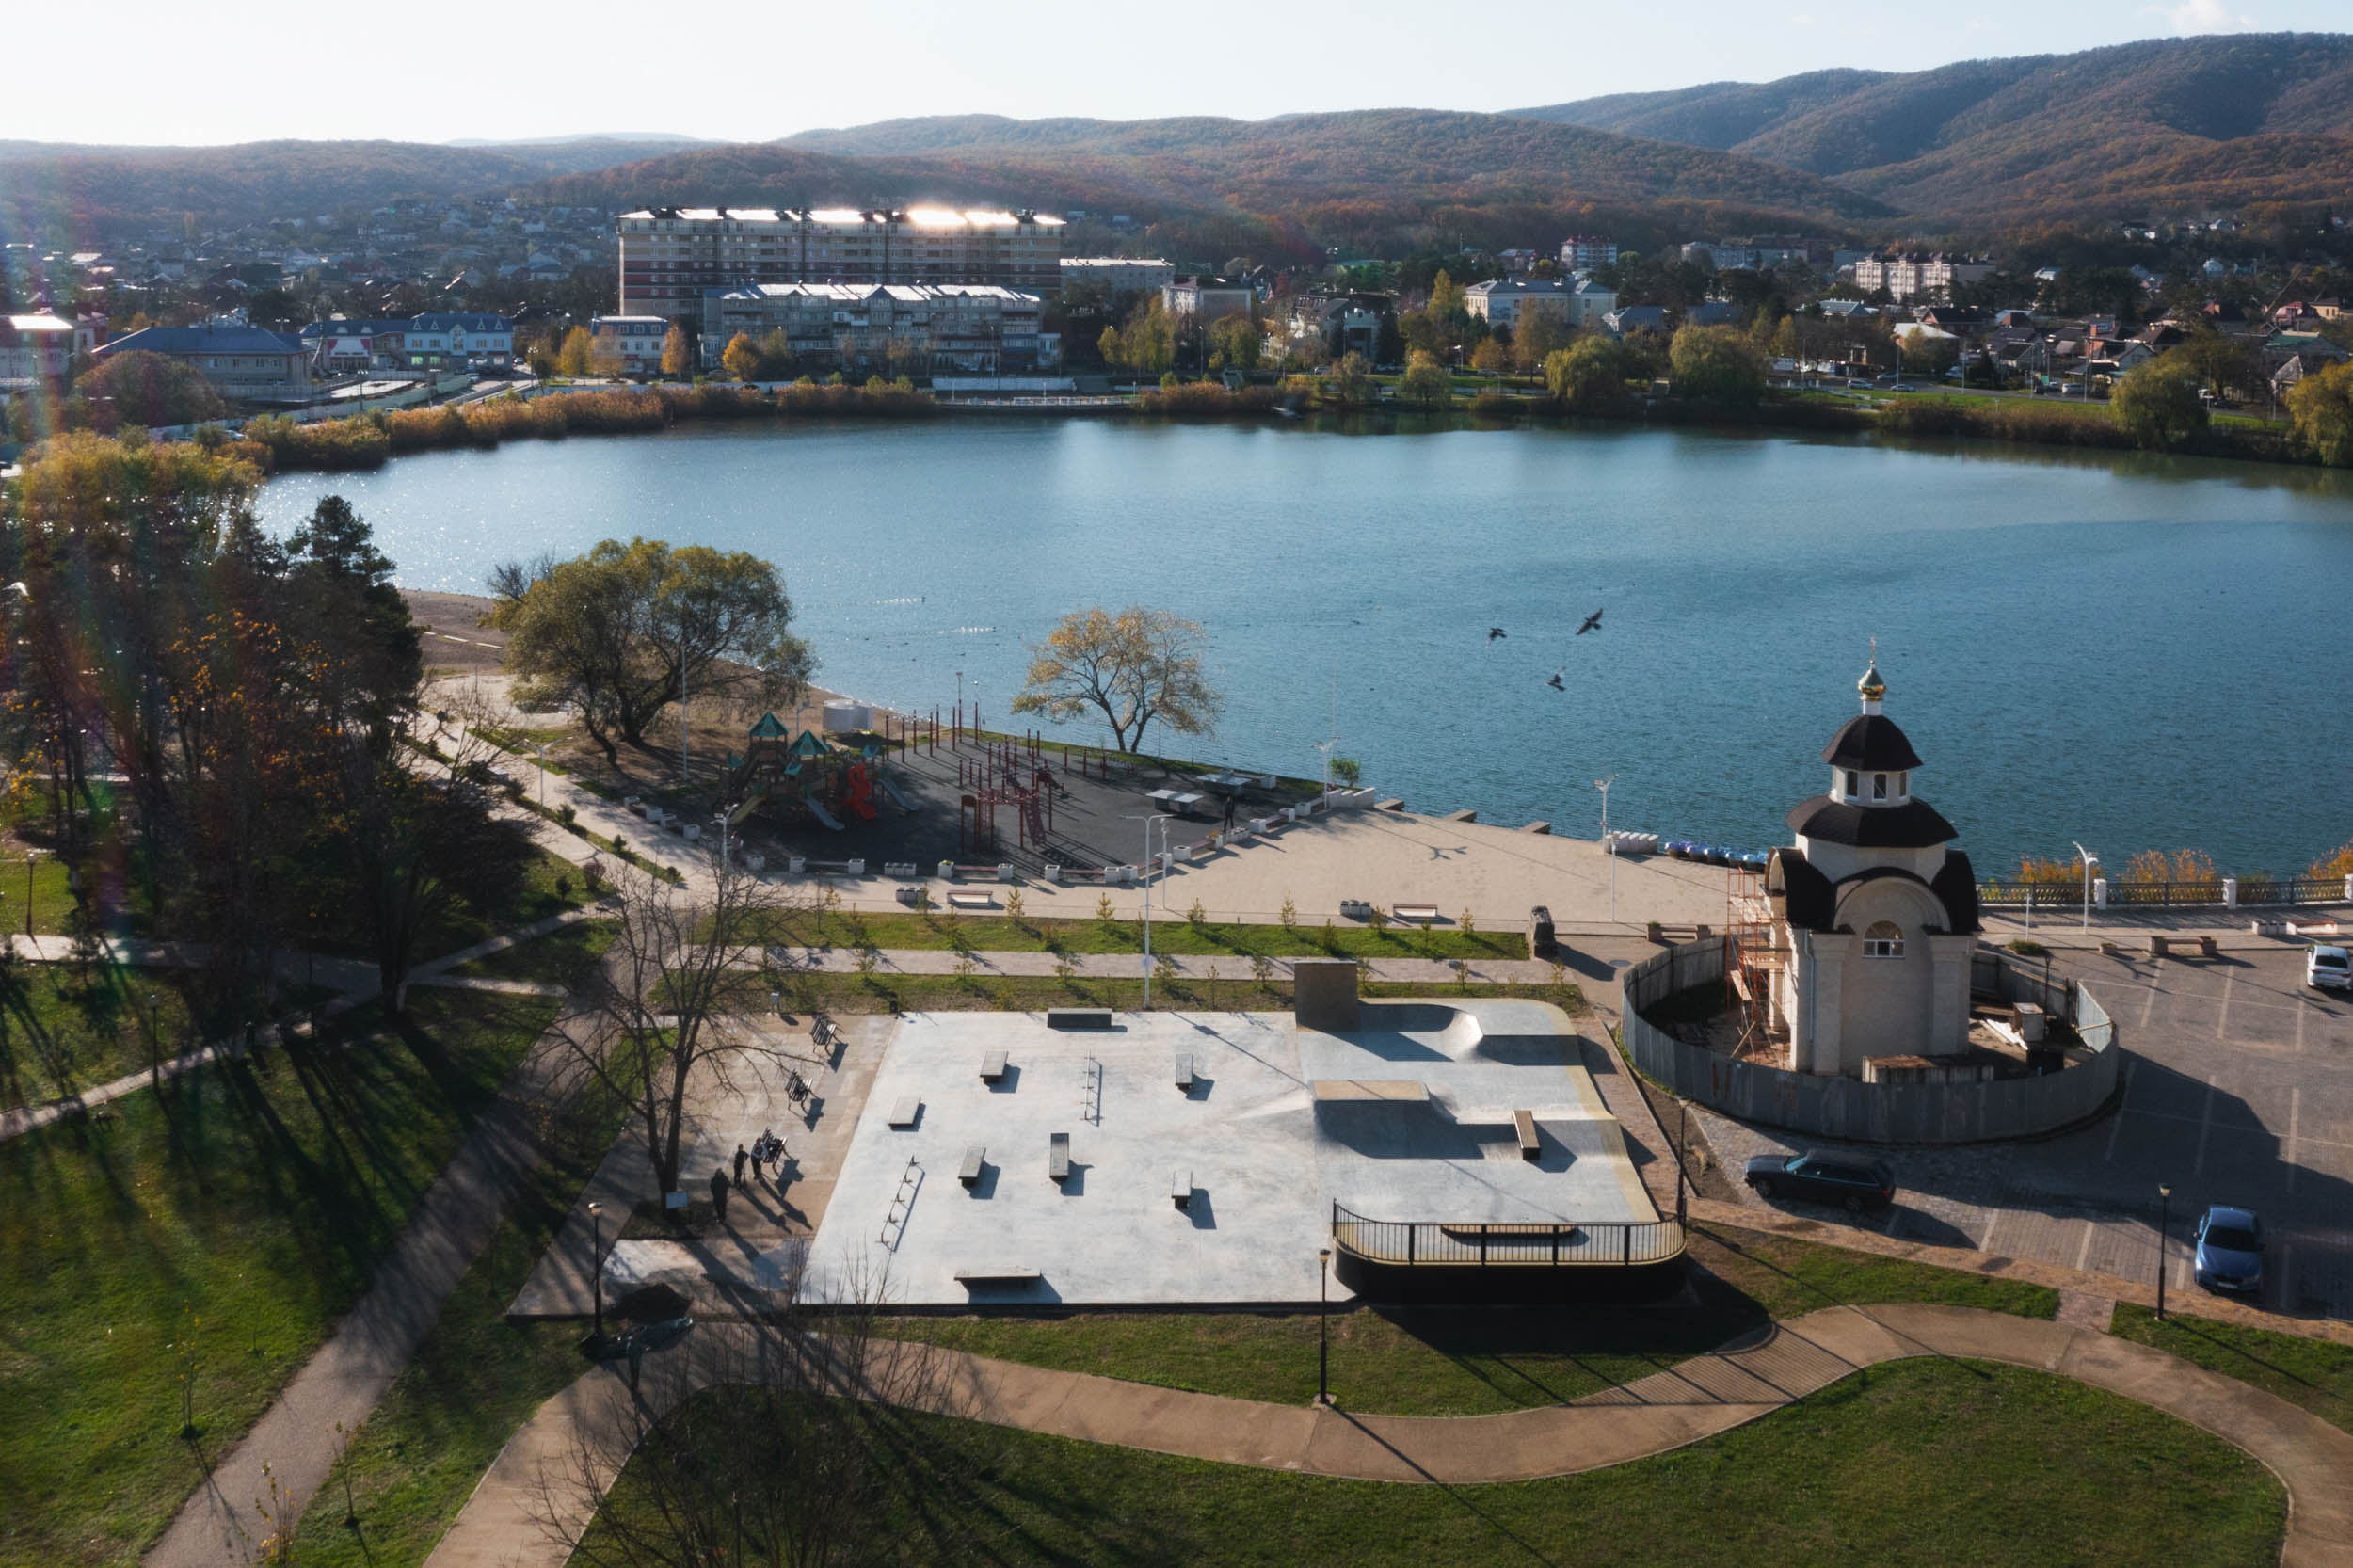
1725;862;1788;1065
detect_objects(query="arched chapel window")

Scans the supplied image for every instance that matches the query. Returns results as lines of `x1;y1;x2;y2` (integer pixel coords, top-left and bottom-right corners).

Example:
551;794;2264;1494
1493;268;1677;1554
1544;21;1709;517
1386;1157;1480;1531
1863;922;1904;959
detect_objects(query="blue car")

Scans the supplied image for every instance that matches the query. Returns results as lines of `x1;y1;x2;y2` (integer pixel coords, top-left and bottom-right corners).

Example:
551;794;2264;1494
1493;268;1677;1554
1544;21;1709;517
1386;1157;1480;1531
2193;1206;2265;1295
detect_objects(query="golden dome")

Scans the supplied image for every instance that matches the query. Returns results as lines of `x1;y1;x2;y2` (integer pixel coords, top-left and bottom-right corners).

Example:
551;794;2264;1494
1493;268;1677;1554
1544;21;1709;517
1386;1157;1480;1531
1857;661;1886;702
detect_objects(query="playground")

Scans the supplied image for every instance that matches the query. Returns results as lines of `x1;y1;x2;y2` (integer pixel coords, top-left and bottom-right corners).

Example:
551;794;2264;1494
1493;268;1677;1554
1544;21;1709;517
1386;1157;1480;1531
704;702;1323;876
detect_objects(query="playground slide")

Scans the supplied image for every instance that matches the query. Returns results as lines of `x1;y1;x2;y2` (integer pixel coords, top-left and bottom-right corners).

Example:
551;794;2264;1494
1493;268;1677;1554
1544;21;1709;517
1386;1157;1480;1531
727;785;766;826
807;797;845;831
846;764;878;822
880;778;914;812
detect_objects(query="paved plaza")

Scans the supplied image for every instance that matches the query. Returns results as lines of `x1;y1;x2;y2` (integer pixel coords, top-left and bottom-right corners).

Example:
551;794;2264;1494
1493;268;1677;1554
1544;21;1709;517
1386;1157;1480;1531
1688;944;2353;1319
800;1000;1652;1307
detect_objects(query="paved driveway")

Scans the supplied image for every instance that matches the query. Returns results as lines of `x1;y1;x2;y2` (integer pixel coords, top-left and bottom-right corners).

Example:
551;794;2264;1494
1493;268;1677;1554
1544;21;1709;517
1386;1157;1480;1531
1689;945;2353;1319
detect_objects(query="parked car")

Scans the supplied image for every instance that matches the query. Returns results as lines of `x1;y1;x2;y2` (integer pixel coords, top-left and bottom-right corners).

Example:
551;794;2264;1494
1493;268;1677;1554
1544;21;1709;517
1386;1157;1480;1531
2193;1206;2265;1294
2308;944;2351;992
1744;1152;1897;1212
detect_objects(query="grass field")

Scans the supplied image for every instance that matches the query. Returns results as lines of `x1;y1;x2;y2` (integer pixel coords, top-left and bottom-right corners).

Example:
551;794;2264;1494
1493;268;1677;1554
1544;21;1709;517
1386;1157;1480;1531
884;1221;2056;1416
279;1056;632;1566
2111;1304;2353;1432
0;965;339;1107
598;1357;2281;1567
757;907;1528;962
0;989;559;1567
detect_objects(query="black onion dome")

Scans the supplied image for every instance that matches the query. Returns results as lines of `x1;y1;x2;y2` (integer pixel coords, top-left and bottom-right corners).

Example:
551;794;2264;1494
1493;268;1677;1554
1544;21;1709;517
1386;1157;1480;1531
1821;713;1924;773
1785;795;1957;849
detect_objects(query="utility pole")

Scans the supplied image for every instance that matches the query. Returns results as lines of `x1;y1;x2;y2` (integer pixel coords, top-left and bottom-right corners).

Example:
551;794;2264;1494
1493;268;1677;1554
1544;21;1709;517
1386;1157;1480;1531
1594;776;1617;924
2073;841;2098;933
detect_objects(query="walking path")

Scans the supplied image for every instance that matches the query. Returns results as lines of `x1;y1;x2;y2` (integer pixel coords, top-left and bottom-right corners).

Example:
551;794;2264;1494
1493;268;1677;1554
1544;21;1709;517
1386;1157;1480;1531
0;906;600;1144
143;1002;599;1568
423;1300;2353;1568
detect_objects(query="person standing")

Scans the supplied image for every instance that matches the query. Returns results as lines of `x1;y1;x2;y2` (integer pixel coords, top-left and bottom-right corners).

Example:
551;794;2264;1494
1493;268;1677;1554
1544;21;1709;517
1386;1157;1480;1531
710;1167;730;1221
1223;793;1238;831
732;1143;749;1186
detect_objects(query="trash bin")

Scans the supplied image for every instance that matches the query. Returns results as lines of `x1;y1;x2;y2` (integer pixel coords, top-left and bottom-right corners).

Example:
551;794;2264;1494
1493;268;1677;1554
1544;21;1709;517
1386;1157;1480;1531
1529;904;1557;958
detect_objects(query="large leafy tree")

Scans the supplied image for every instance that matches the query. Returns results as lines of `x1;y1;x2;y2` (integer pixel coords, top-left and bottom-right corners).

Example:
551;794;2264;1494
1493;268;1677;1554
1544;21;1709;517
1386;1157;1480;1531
2111;355;2208;452
2287;360;2353;466
1668;324;1768;408
489;537;815;759
1011;604;1222;757
1545;337;1645;408
71;351;228;430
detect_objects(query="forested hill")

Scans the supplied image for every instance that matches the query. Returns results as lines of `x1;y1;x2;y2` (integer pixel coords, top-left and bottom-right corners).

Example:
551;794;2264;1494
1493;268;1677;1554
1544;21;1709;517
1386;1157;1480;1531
0;136;741;238
1513;33;2353;219
536;109;1894;255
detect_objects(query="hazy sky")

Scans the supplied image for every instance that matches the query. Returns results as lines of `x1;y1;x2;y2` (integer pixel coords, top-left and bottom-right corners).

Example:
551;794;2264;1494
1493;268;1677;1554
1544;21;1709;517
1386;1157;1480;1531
8;0;2338;146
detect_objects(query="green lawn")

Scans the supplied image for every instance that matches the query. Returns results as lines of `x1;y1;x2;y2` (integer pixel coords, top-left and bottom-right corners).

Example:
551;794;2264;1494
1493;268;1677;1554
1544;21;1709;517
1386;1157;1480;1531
603;1357;2281;1568
764;908;1529;962
885;1221;2054;1416
0;845;85;936
452;916;615;989
280;1050;632;1566
0;988;561;1568
0;964;339;1107
2111;1305;2353;1432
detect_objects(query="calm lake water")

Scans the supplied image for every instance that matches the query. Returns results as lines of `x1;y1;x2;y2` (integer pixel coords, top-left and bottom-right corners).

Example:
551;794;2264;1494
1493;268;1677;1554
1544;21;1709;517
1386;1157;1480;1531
259;418;2353;877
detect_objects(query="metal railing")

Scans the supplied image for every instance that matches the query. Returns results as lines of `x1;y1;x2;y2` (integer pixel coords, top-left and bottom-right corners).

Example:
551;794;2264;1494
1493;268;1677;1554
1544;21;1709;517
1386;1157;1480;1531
1331;1202;1686;1269
1977;875;2348;910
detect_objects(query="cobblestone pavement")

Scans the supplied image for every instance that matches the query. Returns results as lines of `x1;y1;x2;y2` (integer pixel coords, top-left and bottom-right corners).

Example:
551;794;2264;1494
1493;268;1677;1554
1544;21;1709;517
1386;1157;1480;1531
1684;945;2353;1321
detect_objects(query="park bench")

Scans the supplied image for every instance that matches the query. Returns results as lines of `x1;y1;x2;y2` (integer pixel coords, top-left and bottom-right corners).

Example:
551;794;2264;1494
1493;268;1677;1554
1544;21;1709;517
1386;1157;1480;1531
980;1049;1008;1083
1513;1110;1540;1160
958;1145;986;1188
1393;903;1440;924
1048;1132;1072;1183
1048;1008;1113;1030
954;1267;1041;1286
947;889;995;910
888;1096;921;1129
1171;1172;1193;1209
1174;1053;1195;1094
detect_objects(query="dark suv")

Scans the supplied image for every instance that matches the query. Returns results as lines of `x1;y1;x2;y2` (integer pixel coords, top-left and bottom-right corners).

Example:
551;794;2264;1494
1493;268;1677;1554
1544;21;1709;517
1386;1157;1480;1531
1744;1152;1897;1212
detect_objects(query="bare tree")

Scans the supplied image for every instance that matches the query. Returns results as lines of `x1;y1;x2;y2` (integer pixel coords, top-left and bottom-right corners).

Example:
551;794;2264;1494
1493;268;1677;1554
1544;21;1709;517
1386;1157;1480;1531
564;849;798;1199
537;1264;999;1568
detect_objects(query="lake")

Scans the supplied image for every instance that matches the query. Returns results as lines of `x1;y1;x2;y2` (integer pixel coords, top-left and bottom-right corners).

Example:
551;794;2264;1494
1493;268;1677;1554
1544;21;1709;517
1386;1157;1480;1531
257;417;2353;878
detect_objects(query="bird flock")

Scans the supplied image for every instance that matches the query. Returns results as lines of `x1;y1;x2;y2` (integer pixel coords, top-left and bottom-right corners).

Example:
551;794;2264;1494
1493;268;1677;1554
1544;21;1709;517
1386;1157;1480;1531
1489;608;1602;691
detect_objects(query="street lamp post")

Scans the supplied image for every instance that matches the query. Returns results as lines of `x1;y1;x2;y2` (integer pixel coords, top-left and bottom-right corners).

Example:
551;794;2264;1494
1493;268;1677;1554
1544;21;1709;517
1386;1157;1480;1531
536;743;548;808
2156;1181;2173;1320
1594;776;1617;924
1138;813;1174;1009
587;1200;608;1353
146;992;160;1090
2073;841;2098;933
1317;1245;1333;1406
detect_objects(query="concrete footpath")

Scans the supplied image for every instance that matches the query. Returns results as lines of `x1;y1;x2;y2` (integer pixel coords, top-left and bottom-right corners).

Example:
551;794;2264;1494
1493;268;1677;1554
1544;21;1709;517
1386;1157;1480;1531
424;1301;2353;1568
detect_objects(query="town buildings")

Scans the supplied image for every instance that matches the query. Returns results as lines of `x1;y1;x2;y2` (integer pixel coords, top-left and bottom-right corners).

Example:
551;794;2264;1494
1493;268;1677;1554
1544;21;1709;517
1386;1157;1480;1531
616;207;1066;322
1463;277;1617;330
699;284;1058;376
296;312;514;374
1285;292;1390;362
88;322;312;403
1161;276;1257;323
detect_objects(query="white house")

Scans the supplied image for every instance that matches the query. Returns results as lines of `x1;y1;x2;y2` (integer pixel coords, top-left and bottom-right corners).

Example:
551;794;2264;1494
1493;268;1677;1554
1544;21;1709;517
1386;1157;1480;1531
1765;663;1981;1076
1463;277;1616;330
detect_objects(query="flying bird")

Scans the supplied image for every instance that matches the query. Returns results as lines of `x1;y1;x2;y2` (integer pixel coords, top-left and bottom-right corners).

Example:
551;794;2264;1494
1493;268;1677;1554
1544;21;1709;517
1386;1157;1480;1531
1546;668;1565;691
1577;608;1604;635
1488;627;1508;641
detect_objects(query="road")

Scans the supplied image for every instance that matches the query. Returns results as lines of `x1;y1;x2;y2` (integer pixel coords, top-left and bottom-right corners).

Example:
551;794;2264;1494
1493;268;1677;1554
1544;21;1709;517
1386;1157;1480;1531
1692;944;2353;1320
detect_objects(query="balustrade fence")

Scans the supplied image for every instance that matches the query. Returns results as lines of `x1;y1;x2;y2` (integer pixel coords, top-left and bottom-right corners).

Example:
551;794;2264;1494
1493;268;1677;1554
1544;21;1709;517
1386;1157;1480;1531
1330;1202;1686;1269
1977;875;2349;910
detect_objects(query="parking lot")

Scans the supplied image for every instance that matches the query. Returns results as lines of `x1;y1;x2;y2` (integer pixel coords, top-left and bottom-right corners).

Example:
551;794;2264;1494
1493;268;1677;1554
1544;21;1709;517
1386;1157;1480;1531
1690;944;2353;1319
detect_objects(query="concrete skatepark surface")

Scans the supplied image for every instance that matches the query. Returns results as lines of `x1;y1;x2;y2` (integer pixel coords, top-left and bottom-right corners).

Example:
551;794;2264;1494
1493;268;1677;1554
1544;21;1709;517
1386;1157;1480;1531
802;1000;1655;1307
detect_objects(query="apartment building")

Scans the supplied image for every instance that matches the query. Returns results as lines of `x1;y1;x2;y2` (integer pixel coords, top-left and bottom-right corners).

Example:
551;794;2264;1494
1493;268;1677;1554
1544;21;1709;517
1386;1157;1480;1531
0;312;77;382
1852;252;1995;303
1463;277;1618;330
297;312;514;373
1561;234;1618;272
617;207;1066;322
1059;257;1176;300
589;314;672;376
1161;276;1256;322
700;283;1058;376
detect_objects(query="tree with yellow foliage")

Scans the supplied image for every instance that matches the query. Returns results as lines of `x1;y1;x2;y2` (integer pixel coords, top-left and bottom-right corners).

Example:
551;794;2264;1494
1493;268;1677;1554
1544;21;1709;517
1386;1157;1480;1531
1011;605;1222;757
661;325;692;378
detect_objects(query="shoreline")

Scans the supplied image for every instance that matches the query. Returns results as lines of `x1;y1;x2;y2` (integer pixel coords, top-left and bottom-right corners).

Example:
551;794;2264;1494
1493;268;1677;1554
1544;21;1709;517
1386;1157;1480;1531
182;377;2348;482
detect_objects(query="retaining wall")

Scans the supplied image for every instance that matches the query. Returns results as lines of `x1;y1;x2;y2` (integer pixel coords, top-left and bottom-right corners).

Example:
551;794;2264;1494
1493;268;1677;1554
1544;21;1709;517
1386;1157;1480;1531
1621;940;2119;1144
